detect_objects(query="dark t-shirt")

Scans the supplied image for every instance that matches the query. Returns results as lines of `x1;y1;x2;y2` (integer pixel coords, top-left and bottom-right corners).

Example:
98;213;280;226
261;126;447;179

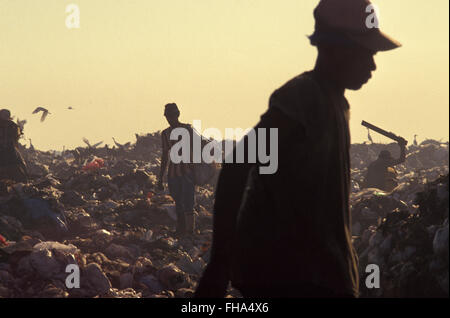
0;119;22;166
161;123;195;178
364;154;405;190
204;71;359;297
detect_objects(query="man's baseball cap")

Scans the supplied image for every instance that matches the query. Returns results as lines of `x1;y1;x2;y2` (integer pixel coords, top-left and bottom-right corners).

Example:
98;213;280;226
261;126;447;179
310;0;401;52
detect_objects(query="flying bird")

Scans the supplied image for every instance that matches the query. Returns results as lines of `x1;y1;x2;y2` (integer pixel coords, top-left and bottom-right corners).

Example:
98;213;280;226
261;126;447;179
367;128;373;144
32;107;51;122
67;106;74;110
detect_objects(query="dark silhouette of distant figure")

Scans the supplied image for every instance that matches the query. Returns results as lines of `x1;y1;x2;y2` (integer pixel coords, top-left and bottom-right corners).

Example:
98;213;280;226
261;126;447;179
195;0;401;298
28;139;35;152
158;103;196;236
362;139;407;192
0;109;28;182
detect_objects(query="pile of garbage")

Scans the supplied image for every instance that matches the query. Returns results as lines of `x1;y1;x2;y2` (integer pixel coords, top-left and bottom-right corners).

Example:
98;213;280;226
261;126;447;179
351;140;449;190
0;134;448;298
350;140;448;297
354;175;448;297
350;140;448;235
0;132;222;298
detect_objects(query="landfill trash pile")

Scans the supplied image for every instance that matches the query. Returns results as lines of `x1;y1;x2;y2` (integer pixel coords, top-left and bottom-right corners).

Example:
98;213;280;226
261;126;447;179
350;141;448;233
350;141;448;297
0;132;224;298
354;174;448;297
0;135;448;298
351;140;449;187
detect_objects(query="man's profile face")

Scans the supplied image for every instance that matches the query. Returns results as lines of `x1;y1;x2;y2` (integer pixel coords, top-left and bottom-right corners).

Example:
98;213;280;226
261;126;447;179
336;45;377;90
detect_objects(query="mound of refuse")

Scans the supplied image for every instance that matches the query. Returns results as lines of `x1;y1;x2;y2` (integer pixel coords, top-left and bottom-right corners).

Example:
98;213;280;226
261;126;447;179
0;132;222;298
350;140;448;297
354;175;448;297
0;135;448;298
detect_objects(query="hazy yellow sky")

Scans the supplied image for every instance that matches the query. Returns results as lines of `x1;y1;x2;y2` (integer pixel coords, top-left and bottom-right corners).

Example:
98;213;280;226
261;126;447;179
0;0;448;150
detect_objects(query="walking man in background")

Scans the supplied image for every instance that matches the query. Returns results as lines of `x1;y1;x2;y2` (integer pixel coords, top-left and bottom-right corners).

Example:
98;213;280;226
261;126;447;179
158;103;196;237
0;109;28;182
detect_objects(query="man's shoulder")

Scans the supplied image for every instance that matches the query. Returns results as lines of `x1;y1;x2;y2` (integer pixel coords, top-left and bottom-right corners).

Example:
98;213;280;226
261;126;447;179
275;71;320;96
268;71;324;127
162;127;170;136
181;123;193;130
0;120;18;129
162;124;192;137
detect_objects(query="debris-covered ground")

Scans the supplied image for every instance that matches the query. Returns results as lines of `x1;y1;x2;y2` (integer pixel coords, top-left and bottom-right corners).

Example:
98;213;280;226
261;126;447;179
0;134;448;298
351;140;448;297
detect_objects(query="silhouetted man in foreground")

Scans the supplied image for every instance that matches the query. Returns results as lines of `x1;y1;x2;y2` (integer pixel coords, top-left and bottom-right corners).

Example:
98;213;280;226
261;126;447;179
195;0;401;298
0;109;28;182
363;139;407;192
158;103;196;236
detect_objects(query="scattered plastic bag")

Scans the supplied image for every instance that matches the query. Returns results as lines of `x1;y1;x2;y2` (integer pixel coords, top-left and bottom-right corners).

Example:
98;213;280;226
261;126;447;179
0;234;8;246
82;158;105;172
22;198;68;232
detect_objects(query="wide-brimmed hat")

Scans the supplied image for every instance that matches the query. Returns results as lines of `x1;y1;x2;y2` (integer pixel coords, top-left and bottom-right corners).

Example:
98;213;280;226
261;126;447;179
310;0;401;52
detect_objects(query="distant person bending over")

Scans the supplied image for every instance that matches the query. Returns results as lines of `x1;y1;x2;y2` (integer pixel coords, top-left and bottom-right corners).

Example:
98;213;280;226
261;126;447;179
195;0;401;298
363;138;407;192
158;103;196;236
0;109;28;182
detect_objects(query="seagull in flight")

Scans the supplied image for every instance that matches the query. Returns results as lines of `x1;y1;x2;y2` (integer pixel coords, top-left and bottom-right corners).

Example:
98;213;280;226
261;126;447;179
32;107;51;122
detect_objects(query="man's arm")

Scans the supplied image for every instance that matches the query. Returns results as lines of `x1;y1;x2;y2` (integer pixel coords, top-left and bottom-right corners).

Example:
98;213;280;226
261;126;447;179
158;131;169;190
390;138;407;166
194;106;302;298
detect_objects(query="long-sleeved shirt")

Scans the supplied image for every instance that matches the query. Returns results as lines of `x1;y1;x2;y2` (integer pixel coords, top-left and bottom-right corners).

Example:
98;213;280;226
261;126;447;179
196;70;359;297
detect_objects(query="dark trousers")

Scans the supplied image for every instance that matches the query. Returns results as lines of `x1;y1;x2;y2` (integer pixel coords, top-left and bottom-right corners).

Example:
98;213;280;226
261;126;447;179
168;175;195;232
